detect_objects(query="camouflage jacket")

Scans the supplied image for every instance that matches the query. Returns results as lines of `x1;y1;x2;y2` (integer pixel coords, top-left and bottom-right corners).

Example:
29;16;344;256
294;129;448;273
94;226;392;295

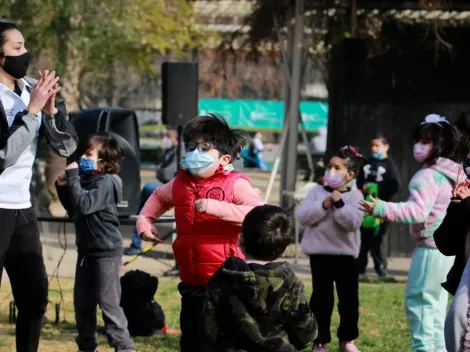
201;256;317;352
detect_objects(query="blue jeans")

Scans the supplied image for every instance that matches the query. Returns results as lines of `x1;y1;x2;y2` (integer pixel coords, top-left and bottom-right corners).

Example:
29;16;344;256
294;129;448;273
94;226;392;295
129;182;159;250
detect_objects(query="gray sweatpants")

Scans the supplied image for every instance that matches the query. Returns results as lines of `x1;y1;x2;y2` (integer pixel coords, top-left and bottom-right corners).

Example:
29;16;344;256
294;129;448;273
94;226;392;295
445;258;470;352
74;255;134;352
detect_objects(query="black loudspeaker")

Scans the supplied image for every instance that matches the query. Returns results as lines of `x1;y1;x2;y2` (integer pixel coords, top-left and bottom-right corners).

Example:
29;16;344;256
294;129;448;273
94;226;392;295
161;62;198;126
69;107;141;217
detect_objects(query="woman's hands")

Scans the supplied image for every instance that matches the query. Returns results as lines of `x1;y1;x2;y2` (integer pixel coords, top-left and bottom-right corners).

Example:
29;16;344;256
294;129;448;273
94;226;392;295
27;70;60;115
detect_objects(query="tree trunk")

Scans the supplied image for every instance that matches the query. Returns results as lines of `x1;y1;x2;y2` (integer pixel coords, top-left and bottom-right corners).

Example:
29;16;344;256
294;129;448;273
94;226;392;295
60;41;82;112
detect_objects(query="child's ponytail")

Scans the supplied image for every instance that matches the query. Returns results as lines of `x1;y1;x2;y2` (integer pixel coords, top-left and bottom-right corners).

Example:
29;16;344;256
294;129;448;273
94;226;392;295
334;145;364;176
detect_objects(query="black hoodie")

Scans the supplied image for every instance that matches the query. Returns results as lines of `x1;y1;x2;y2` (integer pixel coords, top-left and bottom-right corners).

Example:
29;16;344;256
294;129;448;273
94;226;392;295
356;157;401;201
435;199;470;295
57;169;123;256
201;256;317;352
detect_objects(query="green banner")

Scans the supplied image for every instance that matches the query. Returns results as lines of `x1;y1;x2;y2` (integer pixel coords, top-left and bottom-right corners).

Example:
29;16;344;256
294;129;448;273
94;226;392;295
198;99;328;131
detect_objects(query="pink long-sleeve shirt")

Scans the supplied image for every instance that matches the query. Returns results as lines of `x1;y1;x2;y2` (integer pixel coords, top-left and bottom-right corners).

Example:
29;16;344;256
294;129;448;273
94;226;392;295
137;177;264;235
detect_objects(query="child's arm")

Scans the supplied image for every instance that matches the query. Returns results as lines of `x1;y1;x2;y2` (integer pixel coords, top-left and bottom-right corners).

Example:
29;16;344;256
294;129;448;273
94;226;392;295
331;190;364;232
284;277;317;350
56;175;75;217
202;178;263;224
372;173;438;223
297;186;329;227
136;179;175;235
66;169;112;215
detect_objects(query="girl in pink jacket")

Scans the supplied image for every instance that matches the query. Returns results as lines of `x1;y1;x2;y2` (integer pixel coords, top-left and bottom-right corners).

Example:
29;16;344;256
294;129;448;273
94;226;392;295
361;114;464;352
297;146;365;352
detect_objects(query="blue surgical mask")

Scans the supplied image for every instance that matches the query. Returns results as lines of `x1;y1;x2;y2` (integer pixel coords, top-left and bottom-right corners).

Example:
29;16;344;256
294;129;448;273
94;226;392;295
181;149;215;175
79;157;96;174
372;152;384;160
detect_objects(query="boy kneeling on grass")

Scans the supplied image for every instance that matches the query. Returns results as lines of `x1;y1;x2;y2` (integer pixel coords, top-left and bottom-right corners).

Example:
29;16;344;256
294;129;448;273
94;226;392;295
201;205;317;352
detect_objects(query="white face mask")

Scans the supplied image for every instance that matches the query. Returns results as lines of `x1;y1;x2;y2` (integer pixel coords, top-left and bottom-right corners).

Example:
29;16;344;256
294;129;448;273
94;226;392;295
413;143;431;163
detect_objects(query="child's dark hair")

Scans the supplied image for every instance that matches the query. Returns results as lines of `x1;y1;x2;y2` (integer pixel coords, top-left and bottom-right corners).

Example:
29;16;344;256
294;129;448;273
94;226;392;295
241;205;292;261
332;145;364;176
372;133;389;145
183;114;249;160
86;132;124;174
413;119;461;163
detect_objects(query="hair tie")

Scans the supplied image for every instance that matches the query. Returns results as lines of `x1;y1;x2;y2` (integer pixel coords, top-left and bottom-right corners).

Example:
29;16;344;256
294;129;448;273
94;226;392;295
342;145;363;158
421;114;448;127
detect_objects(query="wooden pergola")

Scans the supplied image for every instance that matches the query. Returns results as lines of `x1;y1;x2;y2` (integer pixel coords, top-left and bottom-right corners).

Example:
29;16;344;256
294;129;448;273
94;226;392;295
194;0;470;207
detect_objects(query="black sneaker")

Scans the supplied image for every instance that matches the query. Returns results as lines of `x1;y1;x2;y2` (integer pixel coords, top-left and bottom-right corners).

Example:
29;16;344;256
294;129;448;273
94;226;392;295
377;269;387;278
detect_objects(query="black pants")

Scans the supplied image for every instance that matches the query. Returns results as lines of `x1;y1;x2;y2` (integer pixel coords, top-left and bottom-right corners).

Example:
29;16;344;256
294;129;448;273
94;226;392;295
309;255;359;344
0;208;48;352
357;223;389;275
74;255;134;352
178;282;206;352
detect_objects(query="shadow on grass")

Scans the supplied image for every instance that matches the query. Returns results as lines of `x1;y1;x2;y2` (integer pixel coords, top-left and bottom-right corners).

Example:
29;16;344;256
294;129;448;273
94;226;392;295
359;276;406;284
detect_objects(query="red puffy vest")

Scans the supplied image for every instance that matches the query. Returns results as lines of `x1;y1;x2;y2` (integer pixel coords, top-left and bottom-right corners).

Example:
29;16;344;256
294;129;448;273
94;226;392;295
172;169;248;286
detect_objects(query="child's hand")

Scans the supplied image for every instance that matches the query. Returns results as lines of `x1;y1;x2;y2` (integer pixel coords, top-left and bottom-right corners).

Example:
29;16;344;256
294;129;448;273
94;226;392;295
56;174;67;186
359;196;376;215
66;161;78;170
195;199;208;213
323;195;333;209
140;227;163;243
455;185;470;201
331;190;342;203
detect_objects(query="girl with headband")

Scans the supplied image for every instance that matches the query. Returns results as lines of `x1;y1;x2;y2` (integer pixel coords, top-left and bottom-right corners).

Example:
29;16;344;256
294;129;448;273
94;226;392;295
361;114;464;352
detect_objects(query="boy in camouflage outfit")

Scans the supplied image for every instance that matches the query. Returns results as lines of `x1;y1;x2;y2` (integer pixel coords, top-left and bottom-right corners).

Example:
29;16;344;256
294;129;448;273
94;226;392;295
201;205;317;351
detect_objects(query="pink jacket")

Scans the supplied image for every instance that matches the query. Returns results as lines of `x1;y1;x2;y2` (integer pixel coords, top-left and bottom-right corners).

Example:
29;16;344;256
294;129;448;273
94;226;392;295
137;177;263;235
373;157;465;247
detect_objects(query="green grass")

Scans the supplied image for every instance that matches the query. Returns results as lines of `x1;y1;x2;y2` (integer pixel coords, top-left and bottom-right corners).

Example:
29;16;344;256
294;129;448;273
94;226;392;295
0;278;411;351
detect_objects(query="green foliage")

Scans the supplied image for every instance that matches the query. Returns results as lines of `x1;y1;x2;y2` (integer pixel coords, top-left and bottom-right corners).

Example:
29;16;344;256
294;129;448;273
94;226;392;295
0;0;206;107
0;278;412;351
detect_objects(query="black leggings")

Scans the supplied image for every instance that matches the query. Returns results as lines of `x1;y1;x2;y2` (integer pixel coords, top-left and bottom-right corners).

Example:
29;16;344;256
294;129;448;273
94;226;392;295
309;255;359;344
0;208;48;352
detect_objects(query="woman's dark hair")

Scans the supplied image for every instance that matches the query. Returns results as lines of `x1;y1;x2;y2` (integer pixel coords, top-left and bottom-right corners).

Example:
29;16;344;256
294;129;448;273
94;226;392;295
332;145;364;175
372;132;389;145
413;120;461;163
242;205;293;261
183;113;250;159
456;111;470;161
0;22;18;57
86;132;124;174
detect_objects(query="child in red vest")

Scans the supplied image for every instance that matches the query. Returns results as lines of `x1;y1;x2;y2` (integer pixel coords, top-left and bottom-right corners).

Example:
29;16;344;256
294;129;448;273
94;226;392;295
136;114;264;352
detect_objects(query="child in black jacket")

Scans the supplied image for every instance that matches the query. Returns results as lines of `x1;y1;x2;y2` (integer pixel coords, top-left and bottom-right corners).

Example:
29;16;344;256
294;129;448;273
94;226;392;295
56;132;135;352
356;134;401;277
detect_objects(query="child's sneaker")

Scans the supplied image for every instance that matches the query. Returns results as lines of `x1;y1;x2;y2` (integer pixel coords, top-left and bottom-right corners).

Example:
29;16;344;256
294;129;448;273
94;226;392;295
314;344;328;352
340;341;361;352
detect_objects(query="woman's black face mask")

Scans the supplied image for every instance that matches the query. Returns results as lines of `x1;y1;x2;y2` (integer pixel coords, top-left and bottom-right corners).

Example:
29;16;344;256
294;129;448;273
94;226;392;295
1;52;30;79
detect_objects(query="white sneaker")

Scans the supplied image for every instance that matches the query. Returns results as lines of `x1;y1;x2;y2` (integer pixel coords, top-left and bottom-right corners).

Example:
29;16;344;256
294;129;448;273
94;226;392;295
339;341;361;352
